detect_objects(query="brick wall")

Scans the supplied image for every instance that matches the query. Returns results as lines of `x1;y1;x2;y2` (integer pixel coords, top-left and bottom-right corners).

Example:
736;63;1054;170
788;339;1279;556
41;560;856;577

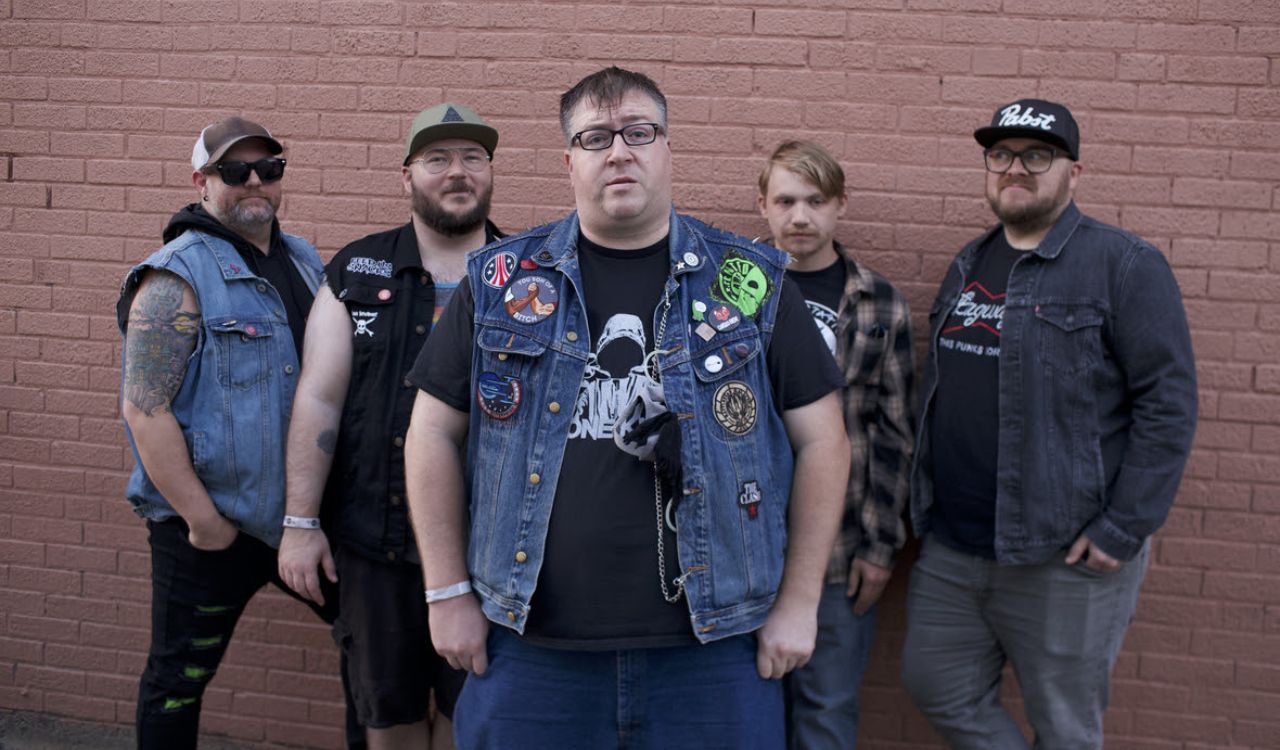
1;1;1277;747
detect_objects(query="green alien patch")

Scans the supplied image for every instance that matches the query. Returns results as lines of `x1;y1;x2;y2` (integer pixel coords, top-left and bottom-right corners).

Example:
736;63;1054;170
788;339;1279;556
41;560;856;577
710;253;772;317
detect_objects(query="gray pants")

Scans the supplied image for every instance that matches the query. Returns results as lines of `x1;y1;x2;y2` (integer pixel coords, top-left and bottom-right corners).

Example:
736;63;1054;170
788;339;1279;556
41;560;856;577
901;535;1149;749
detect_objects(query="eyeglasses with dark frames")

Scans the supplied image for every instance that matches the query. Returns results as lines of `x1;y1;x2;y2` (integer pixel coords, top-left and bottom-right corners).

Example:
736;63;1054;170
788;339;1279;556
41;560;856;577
213;157;287;186
407;147;491;174
983;146;1061;175
571;123;664;151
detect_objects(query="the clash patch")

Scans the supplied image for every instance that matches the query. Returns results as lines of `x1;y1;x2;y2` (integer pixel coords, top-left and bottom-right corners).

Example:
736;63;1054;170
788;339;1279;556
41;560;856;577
503;275;559;324
710;253;772;318
738;480;762;520
476;372;522;420
482;251;517;289
712;381;757;435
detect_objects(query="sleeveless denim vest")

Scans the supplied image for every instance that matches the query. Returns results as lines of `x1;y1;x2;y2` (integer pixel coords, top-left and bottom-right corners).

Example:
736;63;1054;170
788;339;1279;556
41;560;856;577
117;229;323;547
464;210;794;643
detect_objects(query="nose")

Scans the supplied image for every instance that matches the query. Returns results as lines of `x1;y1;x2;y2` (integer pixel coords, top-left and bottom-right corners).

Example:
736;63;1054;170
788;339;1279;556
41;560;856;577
444;151;469;177
243;168;263;187
605;135;634;164
1006;155;1031;175
790;205;811;227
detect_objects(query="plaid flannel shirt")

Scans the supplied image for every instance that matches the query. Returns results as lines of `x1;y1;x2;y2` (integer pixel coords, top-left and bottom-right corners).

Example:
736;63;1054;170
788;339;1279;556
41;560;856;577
823;243;916;581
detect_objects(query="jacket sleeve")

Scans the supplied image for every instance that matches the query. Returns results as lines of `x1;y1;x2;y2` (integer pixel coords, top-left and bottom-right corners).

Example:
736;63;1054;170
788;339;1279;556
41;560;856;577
856;293;917;568
1083;243;1198;561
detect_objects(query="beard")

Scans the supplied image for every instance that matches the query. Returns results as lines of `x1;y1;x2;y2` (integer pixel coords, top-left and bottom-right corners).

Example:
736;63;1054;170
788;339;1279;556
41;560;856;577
412;179;492;237
218;195;277;236
987;173;1071;234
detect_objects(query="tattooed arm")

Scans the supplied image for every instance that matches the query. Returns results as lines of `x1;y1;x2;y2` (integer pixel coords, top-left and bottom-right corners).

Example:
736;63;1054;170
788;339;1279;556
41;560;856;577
280;285;353;604
122;270;237;551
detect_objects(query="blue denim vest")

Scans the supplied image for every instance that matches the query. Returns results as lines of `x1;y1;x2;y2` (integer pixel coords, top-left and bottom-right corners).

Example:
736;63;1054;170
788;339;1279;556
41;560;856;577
911;203;1197;564
117;229;323;548
465;210;794;643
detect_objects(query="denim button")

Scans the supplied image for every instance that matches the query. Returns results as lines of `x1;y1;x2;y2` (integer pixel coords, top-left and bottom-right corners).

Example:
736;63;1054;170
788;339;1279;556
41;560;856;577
415;324;427;335
256;283;267;293
529;472;541;485
498;353;509;361
506;610;516;621
566;331;578;342
393;436;404;447
548;402;560;413
515;550;527;563
283;365;294;375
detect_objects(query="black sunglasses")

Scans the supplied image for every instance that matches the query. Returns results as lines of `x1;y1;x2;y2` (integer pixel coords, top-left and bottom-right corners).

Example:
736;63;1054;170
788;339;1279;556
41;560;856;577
213;157;286;186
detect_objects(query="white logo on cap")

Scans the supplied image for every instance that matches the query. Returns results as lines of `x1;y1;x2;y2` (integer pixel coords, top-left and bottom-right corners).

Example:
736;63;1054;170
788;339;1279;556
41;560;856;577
998;104;1056;131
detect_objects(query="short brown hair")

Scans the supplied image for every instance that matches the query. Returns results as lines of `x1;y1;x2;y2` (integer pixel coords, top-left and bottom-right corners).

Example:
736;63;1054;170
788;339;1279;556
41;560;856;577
559;66;667;144
758;140;845;200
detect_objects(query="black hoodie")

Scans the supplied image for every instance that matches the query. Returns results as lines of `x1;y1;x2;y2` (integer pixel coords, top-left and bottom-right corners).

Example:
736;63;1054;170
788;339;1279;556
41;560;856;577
163;203;313;359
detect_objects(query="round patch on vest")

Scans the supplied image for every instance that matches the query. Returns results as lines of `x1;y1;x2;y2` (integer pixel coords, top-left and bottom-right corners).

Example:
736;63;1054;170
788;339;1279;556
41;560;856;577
711;252;772;318
377;288;392;301
477;372;522;420
707;302;741;332
713;381;757;435
503;275;559;324
482;251;517;289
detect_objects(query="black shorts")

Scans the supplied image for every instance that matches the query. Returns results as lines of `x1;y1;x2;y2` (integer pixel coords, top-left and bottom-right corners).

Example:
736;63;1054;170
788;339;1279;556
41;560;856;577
332;545;466;729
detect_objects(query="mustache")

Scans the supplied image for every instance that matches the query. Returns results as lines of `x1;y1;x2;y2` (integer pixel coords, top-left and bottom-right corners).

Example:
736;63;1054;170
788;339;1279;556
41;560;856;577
442;179;473;193
999;176;1035;190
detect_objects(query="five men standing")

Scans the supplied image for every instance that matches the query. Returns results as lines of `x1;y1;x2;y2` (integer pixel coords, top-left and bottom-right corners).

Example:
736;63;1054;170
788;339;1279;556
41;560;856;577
279;103;503;750
901;99;1197;747
117;86;1197;748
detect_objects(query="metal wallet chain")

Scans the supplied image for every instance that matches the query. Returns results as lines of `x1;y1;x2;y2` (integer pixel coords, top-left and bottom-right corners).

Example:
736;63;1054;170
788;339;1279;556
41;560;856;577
648;282;689;604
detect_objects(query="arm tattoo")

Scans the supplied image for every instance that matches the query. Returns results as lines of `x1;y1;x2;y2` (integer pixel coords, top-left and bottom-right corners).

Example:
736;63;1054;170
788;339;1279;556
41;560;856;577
124;272;201;417
316;429;338;455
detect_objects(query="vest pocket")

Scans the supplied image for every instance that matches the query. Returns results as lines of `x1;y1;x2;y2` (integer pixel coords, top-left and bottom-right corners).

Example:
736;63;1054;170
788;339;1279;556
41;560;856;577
208;318;273;389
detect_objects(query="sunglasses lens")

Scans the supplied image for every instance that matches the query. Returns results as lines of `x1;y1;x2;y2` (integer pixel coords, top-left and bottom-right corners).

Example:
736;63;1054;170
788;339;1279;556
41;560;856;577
255;158;285;182
218;161;252;185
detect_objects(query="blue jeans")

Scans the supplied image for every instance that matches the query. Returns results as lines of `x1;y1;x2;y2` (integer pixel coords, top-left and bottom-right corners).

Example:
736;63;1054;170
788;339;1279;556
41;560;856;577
454;627;784;749
784;583;875;750
900;535;1149;749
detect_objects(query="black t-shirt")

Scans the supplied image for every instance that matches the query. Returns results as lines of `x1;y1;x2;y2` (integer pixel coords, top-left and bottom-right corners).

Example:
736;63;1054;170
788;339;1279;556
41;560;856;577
410;233;840;649
787;257;846;357
929;231;1024;558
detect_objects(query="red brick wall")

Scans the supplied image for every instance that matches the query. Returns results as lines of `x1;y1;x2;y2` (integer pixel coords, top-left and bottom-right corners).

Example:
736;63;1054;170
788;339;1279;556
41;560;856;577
1;1;1277;747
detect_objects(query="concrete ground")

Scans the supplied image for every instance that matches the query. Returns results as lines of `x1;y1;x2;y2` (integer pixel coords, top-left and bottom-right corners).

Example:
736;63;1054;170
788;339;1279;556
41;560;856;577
0;709;249;749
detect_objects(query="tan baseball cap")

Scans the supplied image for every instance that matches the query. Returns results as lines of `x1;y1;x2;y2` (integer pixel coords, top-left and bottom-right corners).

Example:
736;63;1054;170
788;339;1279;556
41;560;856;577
191;116;283;171
404;103;499;165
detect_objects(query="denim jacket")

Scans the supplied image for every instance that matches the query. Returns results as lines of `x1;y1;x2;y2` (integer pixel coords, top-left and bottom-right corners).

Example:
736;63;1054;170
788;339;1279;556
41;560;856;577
911;203;1197;564
465;210;794;643
117;229;324;548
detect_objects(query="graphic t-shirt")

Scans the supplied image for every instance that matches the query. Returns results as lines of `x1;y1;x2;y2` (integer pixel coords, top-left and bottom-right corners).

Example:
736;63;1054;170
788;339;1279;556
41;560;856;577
929;231;1024;558
787;257;846;357
410;231;841;649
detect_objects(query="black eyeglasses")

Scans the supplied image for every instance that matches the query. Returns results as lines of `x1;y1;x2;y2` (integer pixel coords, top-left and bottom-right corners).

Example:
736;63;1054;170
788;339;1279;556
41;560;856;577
571;123;664;151
213;157;287;186
983;147;1060;174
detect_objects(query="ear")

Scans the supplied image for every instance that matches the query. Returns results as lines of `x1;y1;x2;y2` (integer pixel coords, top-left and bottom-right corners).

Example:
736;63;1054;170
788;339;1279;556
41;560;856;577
401;165;413;196
563;149;572;173
756;192;768;220
1067;160;1083;195
192;169;206;191
836;192;848;219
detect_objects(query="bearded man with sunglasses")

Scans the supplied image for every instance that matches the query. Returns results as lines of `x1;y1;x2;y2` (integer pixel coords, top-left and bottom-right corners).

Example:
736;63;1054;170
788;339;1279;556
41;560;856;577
118;117;368;748
901;99;1198;748
279;103;503;750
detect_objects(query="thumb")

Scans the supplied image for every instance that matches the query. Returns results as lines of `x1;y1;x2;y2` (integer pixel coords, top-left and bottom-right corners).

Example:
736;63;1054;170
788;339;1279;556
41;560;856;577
1064;536;1089;565
846;560;861;599
321;546;338;584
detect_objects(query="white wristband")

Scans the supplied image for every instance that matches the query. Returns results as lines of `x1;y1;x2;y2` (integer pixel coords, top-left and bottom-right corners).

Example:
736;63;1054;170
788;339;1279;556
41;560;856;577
282;515;321;529
424;580;472;603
